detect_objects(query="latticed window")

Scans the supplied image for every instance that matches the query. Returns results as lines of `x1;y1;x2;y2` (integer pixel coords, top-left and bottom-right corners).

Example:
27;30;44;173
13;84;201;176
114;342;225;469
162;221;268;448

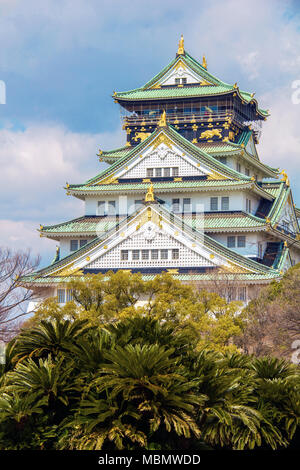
146;168;154;178
172;198;180;212
227;236;235;248
66;289;73;302
220;157;227;165
172;249;179;260
57;289;65;303
142;250;149;260
238;287;247;301
151;249;159;260
237;236;246;247
210;197;218;211
98;201;105;216
132;250;140;260
70;240;78;251
161;249;168;259
236;163;241;172
164;168;171;177
183;198;191;212
172;167;179;176
155;168;162;177
121;250;128;260
245;168;250;176
108;201;116;215
221;197;229;211
80;239;87;248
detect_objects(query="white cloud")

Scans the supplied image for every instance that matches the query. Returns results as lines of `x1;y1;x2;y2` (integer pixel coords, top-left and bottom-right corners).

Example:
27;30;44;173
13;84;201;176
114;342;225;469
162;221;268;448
0;123;123;221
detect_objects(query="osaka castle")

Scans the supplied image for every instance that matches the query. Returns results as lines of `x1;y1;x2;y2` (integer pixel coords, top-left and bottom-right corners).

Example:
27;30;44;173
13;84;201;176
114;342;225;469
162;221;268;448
25;36;300;305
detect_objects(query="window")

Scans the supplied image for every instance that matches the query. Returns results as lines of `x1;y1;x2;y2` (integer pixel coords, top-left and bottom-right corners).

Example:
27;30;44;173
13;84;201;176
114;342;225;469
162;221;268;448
183;198;191;212
132;250;140;260
236;163;241;173
210;197;218;211
161;249;168;259
219;157;227;165
227;287;236;301
182;77;187;84
70;240;78;251
66;289;73;302
146;168;154;178
57;289;65;304
164;167;170;177
98;201;105;216
227;236;236;248
80;239;87;248
151;249;159;260
258;243;263;259
246;198;252;213
108;201;116;215
237;236;246;247
221;197;229;211
238;287;247;301
155;168;162;177
142;249;149;260
172;167;179;176
121;250;128;260
175;78;180;84
172;198;180;212
172;249;179;260
245;168;250;176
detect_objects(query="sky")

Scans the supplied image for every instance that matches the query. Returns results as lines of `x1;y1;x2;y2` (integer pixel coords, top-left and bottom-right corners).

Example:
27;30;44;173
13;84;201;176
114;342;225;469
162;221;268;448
0;0;300;266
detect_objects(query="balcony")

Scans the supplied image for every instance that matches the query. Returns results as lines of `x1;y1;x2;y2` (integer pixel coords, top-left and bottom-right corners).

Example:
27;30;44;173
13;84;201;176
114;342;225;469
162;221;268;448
122;110;245;128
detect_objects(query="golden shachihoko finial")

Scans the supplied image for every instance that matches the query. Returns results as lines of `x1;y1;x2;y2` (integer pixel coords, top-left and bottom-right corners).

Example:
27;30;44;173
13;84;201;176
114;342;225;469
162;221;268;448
145;183;154;202
202;55;207;69
177;34;184;55
158;110;167;127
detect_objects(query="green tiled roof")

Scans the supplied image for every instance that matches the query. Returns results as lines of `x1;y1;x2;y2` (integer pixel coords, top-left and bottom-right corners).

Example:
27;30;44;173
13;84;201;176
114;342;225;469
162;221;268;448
99;146;132;163
41;211;267;238
78;125;253;188
114;51;268;118
69;179;254;194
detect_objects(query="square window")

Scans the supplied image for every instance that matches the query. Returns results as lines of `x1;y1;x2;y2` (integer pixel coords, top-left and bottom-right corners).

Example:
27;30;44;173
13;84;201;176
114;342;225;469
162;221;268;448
182;77;187;84
155;168;162;177
227;236;236;248
57;289;65;304
164;168;170;177
142;250;149;260
161;249;168;259
70;240;78;251
80;239;87;248
121;250;128;260
172;167;179;176
151;249;159;260
132;250;140;260
210;197;218;211
221;197;229;211
172;249;179;260
146;168;154;178
220;157;227;165
237;236;246;247
175;78;180;84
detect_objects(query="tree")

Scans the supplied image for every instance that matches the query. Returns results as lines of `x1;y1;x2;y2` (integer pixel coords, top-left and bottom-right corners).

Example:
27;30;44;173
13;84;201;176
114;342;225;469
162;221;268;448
237;263;300;358
0;247;40;341
24;271;245;353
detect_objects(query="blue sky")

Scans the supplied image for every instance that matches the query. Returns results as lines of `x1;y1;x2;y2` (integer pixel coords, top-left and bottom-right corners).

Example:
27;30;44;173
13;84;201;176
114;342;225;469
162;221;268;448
1;0;300;265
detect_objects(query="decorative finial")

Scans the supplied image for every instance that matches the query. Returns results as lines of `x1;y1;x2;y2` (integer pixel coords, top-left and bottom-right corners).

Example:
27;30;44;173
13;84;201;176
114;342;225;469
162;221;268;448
158;110;167;127
202;55;207;69
145;183;154;202
233;82;238;89
66;182;70;188
280;170;290;185
177;34;184;55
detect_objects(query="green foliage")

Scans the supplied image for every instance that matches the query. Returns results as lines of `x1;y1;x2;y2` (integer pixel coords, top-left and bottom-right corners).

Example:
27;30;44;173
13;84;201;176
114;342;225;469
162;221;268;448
0;315;299;450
